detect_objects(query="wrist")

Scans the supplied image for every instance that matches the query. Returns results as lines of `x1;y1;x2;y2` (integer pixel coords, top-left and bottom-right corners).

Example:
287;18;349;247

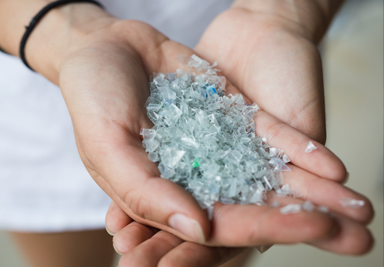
25;2;116;83
28;3;116;83
231;0;344;44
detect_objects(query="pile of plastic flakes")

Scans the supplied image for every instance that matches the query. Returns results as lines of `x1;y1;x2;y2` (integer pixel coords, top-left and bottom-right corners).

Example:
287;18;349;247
140;54;294;214
140;54;365;216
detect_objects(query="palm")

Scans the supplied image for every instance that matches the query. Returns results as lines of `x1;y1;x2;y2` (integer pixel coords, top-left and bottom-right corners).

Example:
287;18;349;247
195;8;325;142
59;20;206;231
58;21;249;264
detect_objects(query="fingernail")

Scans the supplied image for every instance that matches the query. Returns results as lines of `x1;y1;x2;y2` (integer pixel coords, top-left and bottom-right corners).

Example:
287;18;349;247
113;242;123;256
169;213;205;244
256;244;273;254
106;226;115;236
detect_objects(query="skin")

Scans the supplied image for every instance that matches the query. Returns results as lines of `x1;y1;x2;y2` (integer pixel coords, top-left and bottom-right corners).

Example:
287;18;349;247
104;2;374;266
58;18;353;244
0;1;374;266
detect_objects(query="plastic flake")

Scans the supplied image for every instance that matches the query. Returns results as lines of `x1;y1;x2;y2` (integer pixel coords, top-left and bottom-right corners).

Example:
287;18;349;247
192;158;200;168
207;206;214;220
141;54;293;209
302;200;315;212
282;154;290;163
305;141;317;153
339;197;365;208
280;204;302;214
276;184;292;197
280;201;316;214
318;206;329;213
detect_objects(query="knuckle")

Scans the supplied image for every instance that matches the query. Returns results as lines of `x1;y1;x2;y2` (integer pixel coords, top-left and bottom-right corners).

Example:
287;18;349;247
129;195;148;220
122;186;149;220
263;121;285;143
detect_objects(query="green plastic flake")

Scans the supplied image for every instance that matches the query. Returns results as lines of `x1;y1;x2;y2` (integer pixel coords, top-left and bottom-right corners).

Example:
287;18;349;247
192;158;200;168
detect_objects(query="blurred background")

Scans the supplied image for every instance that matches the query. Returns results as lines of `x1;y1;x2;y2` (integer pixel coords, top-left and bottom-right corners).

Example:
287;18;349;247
248;0;384;266
0;0;382;266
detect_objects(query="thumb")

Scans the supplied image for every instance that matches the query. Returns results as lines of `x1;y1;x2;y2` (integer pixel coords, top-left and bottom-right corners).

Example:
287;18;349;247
84;123;210;244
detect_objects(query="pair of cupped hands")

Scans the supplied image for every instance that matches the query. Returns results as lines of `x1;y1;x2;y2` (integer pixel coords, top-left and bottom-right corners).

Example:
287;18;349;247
57;8;374;267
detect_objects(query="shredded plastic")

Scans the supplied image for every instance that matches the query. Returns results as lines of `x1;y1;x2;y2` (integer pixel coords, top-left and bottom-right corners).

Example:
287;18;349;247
317;206;329;213
302;200;315;212
141;54;292;210
140;55;338;216
305;141;317;153
339;197;365;208
280;204;302;214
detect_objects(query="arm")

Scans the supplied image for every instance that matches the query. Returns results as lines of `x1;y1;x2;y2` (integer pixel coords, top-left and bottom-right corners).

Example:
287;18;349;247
232;0;345;44
0;0;115;83
0;0;373;259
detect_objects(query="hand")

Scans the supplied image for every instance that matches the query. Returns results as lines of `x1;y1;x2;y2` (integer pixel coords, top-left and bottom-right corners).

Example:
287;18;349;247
58;13;372;251
106;202;247;267
195;7;327;142
194;7;374;253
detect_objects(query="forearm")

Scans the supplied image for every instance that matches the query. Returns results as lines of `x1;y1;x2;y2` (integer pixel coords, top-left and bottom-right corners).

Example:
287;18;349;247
0;0;114;83
232;0;345;44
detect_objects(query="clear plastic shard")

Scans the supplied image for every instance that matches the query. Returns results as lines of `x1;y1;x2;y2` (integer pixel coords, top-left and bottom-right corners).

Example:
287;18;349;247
140;128;156;140
302;200;315;212
269;158;291;171
279;201;316;214
161;147;186;168
305;141;317;153
142;54;293;209
282;154;290;163
158;163;175;179
276;184;292;197
148;152;159;162
207;206;214;221
280;204;302;215
318;206;329;213
339;197;365;208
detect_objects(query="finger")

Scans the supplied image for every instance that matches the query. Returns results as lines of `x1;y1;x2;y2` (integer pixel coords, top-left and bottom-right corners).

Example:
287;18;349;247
281;165;374;224
200;80;345;183
118;231;183;267
83;123;210;244
105;201;133;235
205;202;337;246
250;195;374;255
258;195;374;255
159;243;246;267
113;222;158;255
253;110;347;182
307;215;374;255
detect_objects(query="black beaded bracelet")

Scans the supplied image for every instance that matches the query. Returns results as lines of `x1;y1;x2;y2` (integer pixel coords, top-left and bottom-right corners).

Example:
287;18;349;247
20;0;104;71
